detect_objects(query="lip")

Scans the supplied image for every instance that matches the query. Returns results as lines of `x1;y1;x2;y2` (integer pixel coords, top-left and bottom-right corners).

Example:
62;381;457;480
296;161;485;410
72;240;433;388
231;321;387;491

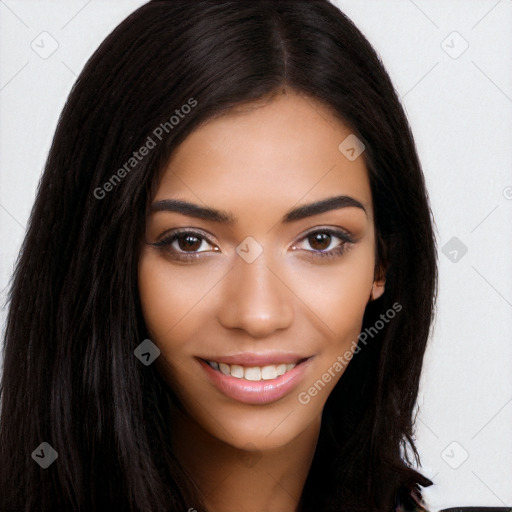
198;355;314;405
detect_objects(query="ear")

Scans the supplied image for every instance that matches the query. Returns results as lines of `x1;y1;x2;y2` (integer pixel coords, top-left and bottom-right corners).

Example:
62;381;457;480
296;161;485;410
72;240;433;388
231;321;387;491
369;264;386;301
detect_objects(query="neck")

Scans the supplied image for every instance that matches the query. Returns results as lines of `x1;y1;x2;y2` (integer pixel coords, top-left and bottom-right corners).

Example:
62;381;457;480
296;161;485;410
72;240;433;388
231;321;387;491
169;405;321;512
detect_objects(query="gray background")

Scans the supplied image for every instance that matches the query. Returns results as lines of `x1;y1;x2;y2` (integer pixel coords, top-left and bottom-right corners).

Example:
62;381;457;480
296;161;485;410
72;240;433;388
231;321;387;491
1;1;511;509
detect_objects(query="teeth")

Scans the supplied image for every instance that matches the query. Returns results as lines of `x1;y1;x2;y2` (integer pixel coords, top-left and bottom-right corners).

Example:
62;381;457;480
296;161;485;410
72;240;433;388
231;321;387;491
219;363;230;375
276;364;286;376
230;364;244;379
245;367;261;381
207;361;298;381
261;365;277;380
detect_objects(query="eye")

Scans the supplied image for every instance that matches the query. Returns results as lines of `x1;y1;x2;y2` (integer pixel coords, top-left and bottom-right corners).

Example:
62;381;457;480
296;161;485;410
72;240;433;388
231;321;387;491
150;229;219;261
149;227;355;262
291;228;355;261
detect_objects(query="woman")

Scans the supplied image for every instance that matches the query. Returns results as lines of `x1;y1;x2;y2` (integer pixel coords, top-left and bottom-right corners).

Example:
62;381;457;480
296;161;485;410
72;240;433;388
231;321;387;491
0;1;437;510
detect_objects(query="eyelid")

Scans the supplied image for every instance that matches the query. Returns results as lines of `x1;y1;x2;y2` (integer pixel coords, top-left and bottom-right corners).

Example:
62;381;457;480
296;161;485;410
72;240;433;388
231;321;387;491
152;228;217;247
149;228;219;259
288;227;356;262
290;227;354;254
296;226;356;244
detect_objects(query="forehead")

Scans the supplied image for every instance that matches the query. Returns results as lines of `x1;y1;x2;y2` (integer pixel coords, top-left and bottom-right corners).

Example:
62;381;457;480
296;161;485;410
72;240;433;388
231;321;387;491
154;91;372;218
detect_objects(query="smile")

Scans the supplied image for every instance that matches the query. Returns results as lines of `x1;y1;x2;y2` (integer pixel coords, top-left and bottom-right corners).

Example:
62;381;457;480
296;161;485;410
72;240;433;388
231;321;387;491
198;355;313;405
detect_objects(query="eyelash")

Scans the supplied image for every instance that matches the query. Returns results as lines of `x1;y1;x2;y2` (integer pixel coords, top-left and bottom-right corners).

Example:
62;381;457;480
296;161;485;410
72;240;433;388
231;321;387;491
150;228;355;262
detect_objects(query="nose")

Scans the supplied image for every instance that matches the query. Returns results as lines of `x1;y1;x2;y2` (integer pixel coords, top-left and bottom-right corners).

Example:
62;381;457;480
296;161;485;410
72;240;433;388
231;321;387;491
217;252;294;338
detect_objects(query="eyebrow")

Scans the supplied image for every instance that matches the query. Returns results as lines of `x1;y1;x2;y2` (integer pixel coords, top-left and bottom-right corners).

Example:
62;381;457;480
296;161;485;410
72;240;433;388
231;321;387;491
150;195;367;224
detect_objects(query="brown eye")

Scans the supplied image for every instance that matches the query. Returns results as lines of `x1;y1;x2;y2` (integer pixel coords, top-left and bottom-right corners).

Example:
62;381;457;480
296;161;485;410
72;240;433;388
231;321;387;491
151;230;218;260
291;228;355;261
308;232;332;251
177;234;203;252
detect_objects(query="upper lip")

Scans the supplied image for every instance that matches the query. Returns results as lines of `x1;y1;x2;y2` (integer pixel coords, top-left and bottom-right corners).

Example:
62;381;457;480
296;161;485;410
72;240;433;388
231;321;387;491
199;353;311;366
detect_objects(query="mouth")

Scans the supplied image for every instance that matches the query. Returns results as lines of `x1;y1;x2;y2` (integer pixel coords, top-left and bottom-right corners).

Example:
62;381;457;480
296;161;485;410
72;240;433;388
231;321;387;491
197;355;313;405
203;359;308;381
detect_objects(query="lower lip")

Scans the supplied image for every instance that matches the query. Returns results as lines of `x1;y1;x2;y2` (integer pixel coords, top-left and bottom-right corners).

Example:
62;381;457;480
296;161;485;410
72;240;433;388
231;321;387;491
198;358;313;405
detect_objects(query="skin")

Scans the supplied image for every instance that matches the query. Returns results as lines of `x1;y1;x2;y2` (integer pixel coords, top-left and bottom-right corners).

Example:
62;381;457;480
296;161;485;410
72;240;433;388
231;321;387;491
138;88;385;512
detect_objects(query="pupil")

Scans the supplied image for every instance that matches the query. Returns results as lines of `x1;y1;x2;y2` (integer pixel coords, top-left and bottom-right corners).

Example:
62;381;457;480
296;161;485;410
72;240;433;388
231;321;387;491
310;233;330;251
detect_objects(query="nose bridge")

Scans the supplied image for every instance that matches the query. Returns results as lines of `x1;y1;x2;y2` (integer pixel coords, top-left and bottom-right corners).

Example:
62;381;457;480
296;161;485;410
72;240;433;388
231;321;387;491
217;242;294;337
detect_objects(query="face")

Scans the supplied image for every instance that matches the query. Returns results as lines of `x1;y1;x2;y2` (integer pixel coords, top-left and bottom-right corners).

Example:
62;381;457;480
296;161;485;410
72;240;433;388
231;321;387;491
138;89;385;452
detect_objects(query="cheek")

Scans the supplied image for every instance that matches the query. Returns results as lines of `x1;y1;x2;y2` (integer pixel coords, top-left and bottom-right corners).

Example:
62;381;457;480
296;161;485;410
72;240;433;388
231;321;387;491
138;254;178;340
293;256;374;406
137;249;220;358
290;247;375;341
